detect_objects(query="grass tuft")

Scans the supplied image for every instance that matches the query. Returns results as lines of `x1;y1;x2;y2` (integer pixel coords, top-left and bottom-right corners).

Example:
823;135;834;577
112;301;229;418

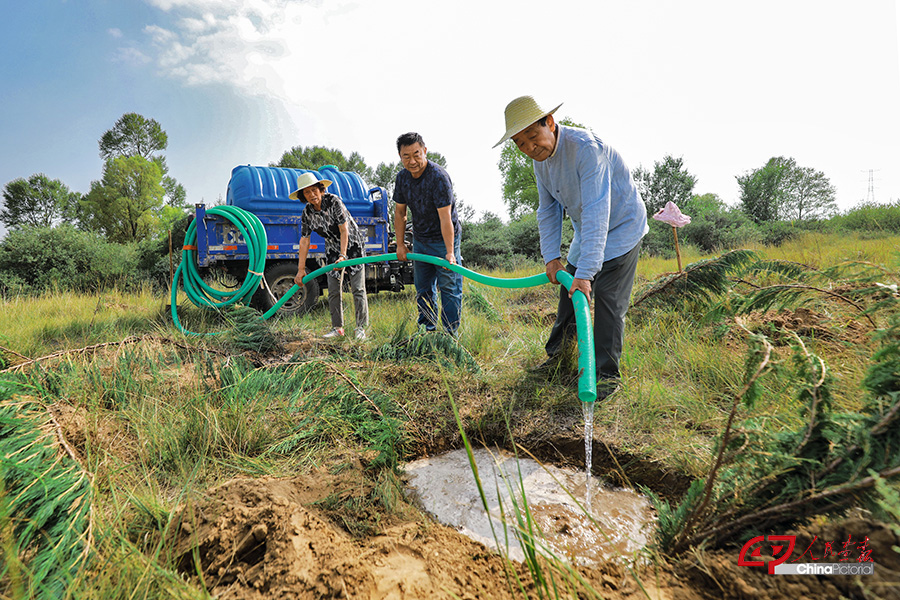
0;394;92;600
371;325;480;372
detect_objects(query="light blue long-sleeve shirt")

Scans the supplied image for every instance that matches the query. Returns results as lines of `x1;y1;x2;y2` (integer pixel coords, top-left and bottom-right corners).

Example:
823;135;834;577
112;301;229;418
535;125;648;281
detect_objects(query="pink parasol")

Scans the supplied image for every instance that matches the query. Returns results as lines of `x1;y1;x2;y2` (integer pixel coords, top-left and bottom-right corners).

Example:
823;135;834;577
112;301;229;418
651;202;691;271
652;201;691;227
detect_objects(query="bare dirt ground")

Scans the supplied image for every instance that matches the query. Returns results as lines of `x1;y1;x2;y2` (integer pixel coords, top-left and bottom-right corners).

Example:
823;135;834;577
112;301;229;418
167;474;686;600
51;392;900;600
165;471;900;600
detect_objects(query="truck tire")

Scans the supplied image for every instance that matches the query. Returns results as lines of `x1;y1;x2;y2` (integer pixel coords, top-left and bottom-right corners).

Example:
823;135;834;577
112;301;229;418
255;262;320;316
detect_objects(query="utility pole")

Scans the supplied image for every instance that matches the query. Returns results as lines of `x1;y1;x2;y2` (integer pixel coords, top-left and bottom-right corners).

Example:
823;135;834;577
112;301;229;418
862;169;879;203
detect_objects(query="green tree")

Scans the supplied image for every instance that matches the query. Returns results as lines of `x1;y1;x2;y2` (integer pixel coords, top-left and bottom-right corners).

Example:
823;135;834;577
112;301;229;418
497;118;584;219
830;200;900;234
684;192;725;216
1;174;79;229
633;155;697;215
372;162;401;195
100;113;167;161
737;157;835;223
504;211;575;263
737;156;795;223
99;113;186;207
80;156;165;243
498;142;538;219
274;145;374;182
456;198;476;224
786;165;837;221
424;152;447;169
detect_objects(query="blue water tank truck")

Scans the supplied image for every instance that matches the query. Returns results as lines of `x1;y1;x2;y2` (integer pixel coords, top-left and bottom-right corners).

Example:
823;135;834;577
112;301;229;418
192;164;414;315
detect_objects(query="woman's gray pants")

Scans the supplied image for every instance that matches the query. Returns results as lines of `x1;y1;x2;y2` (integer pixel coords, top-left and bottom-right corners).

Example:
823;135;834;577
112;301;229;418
327;267;369;330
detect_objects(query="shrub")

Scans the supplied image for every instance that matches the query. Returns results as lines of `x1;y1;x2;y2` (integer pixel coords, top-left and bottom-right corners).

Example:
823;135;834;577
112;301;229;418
646;194;761;254
680;209;759;253
829;200;900;234
642;220;679;258
133;213;192;289
461;213;513;270
506;213;541;260
504;212;574;265
643;194;745;256
0;225;137;295
758;220;800;247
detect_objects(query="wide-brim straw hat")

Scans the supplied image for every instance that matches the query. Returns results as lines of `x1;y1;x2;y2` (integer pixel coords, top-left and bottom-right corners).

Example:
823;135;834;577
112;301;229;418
493;96;562;148
289;172;332;200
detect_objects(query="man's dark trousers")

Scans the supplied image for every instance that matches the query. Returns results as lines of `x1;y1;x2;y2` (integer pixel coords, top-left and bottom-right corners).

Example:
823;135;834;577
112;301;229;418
545;241;642;382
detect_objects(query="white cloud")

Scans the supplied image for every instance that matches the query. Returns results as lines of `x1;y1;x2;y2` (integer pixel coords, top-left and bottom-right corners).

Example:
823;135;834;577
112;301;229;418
108;27;123;38
180;13;218;34
145;24;178;45
112;46;152;65
137;0;900;214
146;0;249;11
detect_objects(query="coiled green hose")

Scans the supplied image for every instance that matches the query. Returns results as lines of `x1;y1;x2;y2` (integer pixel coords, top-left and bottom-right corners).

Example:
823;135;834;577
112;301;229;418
172;206;597;402
172;205;268;314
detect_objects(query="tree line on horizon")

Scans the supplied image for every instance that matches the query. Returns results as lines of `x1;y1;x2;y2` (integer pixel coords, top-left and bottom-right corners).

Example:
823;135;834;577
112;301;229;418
1;112;899;294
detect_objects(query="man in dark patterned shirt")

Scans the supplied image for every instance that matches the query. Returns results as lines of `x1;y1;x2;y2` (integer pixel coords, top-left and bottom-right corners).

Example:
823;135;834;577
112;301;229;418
291;172;368;339
393;132;463;335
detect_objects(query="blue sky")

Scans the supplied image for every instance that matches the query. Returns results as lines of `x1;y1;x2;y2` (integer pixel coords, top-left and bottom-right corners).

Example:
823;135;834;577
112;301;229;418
2;0;899;239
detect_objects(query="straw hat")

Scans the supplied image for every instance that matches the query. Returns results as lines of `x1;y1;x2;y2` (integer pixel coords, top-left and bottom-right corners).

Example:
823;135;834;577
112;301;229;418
289;172;332;200
493;96;562;148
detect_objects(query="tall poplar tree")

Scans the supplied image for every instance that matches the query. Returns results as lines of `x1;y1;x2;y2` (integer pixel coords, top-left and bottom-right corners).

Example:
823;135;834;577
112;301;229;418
99;113;186;207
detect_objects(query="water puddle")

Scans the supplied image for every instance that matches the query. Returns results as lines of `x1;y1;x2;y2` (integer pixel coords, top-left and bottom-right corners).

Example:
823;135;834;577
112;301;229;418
404;447;656;565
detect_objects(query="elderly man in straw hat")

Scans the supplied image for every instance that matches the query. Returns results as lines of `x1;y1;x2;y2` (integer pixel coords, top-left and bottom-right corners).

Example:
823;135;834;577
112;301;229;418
291;172;369;339
495;96;648;399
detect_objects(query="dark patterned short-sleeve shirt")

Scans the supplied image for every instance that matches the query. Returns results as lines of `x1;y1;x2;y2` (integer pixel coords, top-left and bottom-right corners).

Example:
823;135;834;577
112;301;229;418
393;160;460;243
300;193;366;279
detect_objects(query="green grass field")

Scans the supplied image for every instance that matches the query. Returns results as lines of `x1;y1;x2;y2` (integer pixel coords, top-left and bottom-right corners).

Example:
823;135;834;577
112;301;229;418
2;231;900;599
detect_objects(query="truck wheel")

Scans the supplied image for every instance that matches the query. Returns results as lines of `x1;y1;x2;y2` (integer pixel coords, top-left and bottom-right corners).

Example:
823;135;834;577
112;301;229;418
256;262;320;316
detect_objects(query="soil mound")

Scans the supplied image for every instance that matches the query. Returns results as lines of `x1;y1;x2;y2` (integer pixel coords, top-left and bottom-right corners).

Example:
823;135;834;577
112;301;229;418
170;476;525;599
169;475;693;600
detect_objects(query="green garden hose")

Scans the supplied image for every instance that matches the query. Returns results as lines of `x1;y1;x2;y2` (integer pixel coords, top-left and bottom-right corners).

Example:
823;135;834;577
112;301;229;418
172;207;597;402
171;205;268;318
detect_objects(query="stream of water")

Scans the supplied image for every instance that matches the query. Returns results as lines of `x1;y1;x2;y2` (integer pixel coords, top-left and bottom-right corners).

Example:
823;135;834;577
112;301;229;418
404;446;655;565
584;401;595;507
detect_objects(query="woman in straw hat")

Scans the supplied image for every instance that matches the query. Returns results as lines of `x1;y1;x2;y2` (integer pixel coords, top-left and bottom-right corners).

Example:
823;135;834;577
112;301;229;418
291;172;369;339
495;96;648;399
